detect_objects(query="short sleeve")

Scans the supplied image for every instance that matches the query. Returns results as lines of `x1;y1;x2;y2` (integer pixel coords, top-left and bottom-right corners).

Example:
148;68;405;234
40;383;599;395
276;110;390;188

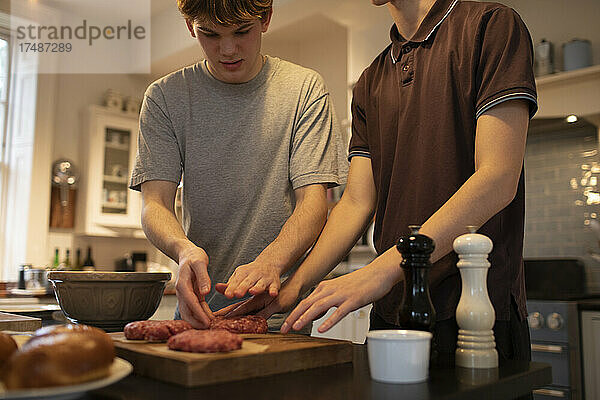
348;71;371;160
475;7;538;119
129;84;183;191
289;74;348;190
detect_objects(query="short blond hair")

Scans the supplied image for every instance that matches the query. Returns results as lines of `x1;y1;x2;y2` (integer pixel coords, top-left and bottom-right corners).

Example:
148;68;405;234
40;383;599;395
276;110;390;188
178;0;272;25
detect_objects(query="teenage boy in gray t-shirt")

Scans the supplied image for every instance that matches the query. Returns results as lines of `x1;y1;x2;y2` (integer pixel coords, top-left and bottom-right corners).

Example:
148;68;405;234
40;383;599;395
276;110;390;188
129;0;347;329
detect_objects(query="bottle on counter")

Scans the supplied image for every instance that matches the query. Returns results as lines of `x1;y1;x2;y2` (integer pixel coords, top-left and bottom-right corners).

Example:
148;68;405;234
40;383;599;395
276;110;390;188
132;252;148;272
52;248;60;270
17;264;29;289
115;253;134;272
61;249;72;270
395;225;436;332
82;246;96;271
75;248;82;270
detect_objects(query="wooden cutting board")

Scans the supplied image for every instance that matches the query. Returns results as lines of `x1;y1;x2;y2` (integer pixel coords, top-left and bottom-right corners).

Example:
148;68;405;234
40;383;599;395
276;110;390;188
110;332;353;387
0;312;41;332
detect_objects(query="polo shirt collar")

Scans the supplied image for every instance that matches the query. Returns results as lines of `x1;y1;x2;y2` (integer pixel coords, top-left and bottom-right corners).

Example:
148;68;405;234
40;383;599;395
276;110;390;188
390;0;459;63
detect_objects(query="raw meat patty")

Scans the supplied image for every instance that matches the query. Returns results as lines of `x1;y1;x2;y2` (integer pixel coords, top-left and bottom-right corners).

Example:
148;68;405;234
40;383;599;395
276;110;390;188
209;315;268;334
167;330;243;353
124;320;193;341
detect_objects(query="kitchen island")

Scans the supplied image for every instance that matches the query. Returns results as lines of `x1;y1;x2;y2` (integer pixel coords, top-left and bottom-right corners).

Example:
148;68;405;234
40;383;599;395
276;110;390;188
86;344;551;400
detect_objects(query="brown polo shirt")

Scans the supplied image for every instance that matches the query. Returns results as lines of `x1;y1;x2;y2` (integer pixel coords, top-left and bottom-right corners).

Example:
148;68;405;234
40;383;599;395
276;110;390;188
349;0;537;323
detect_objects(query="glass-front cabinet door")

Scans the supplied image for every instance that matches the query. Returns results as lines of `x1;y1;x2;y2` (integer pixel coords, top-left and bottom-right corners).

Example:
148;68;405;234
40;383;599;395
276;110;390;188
102;127;131;214
77;105;142;236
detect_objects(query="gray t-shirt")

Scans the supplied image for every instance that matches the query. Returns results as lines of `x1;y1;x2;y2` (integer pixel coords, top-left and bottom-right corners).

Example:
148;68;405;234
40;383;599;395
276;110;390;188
130;56;348;318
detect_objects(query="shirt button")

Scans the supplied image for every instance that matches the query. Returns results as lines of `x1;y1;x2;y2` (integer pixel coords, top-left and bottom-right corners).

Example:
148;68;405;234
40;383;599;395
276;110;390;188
402;64;409;71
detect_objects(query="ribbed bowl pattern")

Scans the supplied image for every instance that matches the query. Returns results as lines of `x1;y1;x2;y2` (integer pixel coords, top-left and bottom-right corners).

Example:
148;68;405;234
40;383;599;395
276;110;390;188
48;272;170;332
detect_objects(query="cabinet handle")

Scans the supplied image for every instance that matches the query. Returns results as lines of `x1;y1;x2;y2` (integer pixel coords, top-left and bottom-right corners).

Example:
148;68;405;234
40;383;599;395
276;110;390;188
533;388;566;397
531;344;564;354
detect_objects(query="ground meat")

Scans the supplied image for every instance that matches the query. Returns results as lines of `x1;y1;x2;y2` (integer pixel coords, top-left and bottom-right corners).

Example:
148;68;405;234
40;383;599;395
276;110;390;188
167;330;243;353
209;315;268;334
124;320;193;341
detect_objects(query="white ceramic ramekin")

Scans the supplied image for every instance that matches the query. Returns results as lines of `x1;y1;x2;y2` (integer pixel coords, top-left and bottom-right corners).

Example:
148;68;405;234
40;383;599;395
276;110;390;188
366;329;433;384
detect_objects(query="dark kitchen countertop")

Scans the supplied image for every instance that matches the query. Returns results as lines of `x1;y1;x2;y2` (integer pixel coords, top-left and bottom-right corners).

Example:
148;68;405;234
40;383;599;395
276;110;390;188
85;345;551;400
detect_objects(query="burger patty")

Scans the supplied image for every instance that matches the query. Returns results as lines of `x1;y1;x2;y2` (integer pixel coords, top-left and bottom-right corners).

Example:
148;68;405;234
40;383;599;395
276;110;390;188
209;315;268;334
124;320;193;341
167;330;243;353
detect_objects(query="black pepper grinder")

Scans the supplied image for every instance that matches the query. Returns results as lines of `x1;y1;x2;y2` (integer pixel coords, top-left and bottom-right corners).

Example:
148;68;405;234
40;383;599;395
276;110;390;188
396;225;436;332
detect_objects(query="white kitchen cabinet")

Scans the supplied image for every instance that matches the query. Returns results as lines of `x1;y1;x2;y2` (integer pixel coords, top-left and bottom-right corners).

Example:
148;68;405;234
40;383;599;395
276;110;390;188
581;311;600;400
76;105;143;237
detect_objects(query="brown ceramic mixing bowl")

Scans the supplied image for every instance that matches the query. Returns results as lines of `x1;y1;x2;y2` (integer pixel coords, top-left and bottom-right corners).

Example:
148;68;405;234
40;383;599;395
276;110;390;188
47;271;171;332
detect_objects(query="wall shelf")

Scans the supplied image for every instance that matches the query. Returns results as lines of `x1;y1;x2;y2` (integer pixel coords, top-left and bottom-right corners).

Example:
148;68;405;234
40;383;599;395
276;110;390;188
105;142;130;151
102;202;127;210
103;175;128;184
535;64;600;118
536;64;600;88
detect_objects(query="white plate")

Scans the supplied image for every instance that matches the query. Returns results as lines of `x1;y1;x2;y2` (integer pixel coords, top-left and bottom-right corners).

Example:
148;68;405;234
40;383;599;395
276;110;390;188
0;357;132;400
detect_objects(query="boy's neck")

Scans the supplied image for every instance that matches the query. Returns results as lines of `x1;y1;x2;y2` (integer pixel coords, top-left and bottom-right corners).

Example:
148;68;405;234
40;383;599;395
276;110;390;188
387;0;437;40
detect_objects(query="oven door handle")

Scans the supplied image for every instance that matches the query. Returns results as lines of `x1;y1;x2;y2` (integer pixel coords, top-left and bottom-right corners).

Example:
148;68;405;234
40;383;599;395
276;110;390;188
533;388;567;398
530;344;565;354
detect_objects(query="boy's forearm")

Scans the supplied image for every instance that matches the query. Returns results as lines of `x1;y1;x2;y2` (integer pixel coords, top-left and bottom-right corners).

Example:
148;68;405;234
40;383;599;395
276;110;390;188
420;100;529;265
141;200;194;263
420;164;520;264
288;194;375;296
254;186;328;274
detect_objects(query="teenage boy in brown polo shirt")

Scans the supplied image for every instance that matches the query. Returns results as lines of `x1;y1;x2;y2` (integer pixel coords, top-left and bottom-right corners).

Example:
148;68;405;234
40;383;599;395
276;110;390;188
219;0;537;365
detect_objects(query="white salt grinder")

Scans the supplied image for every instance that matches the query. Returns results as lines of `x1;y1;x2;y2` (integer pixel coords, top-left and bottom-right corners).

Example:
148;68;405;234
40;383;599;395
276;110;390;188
453;226;498;369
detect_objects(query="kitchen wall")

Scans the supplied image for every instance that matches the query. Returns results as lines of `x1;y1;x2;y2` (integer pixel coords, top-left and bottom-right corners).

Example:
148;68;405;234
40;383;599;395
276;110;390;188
262;14;349;124
524;119;600;258
347;20;392;86
42;73;169;270
47;231;169;273
50;74;147;167
500;0;600;69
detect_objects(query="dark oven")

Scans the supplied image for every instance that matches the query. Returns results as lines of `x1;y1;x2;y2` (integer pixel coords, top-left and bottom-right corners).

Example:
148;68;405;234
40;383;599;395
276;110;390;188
525;258;600;400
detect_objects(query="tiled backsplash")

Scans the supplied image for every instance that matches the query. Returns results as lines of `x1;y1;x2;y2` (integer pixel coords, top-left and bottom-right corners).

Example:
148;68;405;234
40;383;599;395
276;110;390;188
524;122;600;259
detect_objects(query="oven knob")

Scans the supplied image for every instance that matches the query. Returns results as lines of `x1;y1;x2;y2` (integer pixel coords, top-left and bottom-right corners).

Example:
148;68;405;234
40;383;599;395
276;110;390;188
546;313;564;331
528;312;544;329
